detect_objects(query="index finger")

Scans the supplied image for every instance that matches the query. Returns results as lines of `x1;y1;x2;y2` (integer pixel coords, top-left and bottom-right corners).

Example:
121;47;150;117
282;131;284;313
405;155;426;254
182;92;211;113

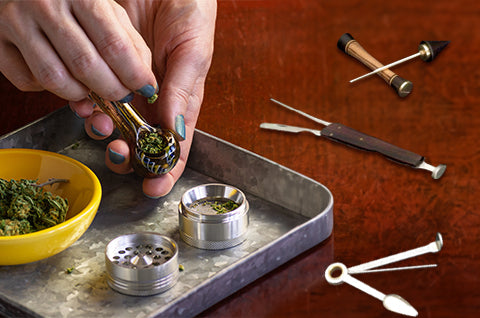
73;1;158;95
39;1;157;102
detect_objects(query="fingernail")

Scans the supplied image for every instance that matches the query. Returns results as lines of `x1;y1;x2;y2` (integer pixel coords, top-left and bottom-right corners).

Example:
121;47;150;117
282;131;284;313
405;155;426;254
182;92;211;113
108;148;125;164
117;92;134;103
73;110;83;119
175;114;185;140
136;84;156;98
144;192;162;199
91;124;106;137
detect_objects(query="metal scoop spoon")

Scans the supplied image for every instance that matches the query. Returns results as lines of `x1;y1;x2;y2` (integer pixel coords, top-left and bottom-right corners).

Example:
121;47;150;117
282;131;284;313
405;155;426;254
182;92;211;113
89;92;180;177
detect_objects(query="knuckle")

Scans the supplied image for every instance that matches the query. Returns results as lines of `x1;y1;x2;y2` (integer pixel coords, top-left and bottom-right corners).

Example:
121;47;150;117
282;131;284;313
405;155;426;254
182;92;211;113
168;86;191;107
69;51;98;78
97;33;129;61
0;3;25;38
194;43;214;74
36;65;68;92
13;75;42;92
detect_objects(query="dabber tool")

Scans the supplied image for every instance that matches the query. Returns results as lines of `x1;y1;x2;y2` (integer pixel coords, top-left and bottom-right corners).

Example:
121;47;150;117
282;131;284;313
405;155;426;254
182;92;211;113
351;40;450;83
260;99;446;179
325;233;443;317
89;92;180;177
337;33;413;97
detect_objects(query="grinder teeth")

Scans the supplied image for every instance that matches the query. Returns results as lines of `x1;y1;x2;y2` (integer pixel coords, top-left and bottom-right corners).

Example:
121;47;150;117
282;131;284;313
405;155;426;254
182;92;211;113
110;244;173;269
105;233;179;296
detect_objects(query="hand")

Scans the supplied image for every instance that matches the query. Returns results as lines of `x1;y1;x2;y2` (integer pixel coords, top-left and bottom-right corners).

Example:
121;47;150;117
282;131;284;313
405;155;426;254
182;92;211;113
0;0;217;198
0;0;157;103
101;0;216;198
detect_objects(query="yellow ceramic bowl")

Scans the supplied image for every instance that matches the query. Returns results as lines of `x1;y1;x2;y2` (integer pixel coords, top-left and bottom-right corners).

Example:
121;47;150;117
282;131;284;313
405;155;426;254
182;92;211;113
0;149;101;265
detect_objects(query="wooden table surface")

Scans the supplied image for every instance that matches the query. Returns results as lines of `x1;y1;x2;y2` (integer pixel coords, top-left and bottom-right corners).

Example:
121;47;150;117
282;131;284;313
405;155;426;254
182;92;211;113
1;0;479;317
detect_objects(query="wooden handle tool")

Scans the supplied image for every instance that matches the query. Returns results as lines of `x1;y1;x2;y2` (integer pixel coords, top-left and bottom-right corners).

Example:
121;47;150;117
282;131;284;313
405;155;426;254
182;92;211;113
261;99;447;179
338;33;413;98
350;40;450;83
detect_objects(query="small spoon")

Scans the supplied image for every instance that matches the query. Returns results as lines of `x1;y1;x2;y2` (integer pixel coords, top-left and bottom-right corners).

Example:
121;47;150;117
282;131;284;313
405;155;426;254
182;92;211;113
89;92;180;177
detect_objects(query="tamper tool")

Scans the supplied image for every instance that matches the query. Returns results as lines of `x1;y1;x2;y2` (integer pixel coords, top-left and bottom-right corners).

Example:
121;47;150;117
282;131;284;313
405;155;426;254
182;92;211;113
260;99;446;179
338;33;413;97
350;40;450;82
89;92;180;177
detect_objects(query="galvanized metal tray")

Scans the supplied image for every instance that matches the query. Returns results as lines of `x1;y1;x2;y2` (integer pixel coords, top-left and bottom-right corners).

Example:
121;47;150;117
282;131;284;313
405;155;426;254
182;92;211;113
0;106;333;318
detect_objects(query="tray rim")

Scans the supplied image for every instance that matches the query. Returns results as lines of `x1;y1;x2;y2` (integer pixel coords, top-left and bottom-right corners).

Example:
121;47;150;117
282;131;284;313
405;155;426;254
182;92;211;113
0;106;334;318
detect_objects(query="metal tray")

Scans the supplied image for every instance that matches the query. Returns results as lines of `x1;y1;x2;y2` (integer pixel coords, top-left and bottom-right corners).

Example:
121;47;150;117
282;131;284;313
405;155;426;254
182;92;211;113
0;106;333;318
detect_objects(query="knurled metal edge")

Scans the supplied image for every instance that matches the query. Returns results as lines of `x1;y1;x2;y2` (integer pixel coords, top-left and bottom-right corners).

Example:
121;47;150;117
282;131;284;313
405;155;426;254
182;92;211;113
179;231;247;250
106;269;179;296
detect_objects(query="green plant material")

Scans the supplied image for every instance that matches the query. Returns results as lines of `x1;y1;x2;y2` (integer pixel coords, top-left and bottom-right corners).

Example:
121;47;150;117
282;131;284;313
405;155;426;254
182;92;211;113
65;267;75;274
0;219;31;236
147;93;158;104
138;131;167;154
179;264;185;272
211;200;239;214
191;199;239;214
0;178;69;236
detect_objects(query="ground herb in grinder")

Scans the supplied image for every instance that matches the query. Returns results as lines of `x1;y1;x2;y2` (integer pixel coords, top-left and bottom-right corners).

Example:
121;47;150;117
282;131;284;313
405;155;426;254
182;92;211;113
190;199;239;215
0;178;69;236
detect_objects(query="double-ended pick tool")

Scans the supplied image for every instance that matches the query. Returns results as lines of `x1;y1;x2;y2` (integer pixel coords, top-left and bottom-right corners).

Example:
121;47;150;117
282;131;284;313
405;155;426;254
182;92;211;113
260;99;446;179
325;233;443;316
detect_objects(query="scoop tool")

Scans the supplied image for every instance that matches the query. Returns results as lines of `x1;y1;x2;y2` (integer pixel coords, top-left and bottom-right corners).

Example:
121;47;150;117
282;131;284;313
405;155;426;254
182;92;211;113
325;233;443;316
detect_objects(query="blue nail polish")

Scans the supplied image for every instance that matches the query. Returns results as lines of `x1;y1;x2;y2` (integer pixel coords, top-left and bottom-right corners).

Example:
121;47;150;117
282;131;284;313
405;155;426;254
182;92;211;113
117;92;134;103
91;124;106;137
108;148;125;164
175;114;185;140
136;85;156;98
73;110;83;119
144;192;162;199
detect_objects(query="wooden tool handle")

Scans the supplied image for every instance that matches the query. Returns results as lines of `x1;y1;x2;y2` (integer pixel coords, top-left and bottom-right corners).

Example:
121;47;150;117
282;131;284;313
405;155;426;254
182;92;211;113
337;33;413;97
321;123;425;167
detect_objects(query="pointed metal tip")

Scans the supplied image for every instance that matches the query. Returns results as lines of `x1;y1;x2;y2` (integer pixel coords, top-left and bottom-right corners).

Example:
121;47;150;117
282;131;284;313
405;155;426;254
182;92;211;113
419;41;450;61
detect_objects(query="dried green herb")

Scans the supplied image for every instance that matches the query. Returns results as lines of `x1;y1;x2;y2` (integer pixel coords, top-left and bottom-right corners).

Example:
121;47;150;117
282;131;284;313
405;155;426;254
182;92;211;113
191;199;239;214
0;178;69;236
138;131;167;154
65;267;75;274
147;93;158;104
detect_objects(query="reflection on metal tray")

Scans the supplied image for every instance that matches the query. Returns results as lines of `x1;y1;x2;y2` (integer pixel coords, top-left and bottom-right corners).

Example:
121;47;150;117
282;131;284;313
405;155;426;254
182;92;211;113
0;107;333;318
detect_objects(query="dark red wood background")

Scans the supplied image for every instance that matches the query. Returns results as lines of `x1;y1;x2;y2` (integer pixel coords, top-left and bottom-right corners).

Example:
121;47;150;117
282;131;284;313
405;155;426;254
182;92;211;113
1;0;479;317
